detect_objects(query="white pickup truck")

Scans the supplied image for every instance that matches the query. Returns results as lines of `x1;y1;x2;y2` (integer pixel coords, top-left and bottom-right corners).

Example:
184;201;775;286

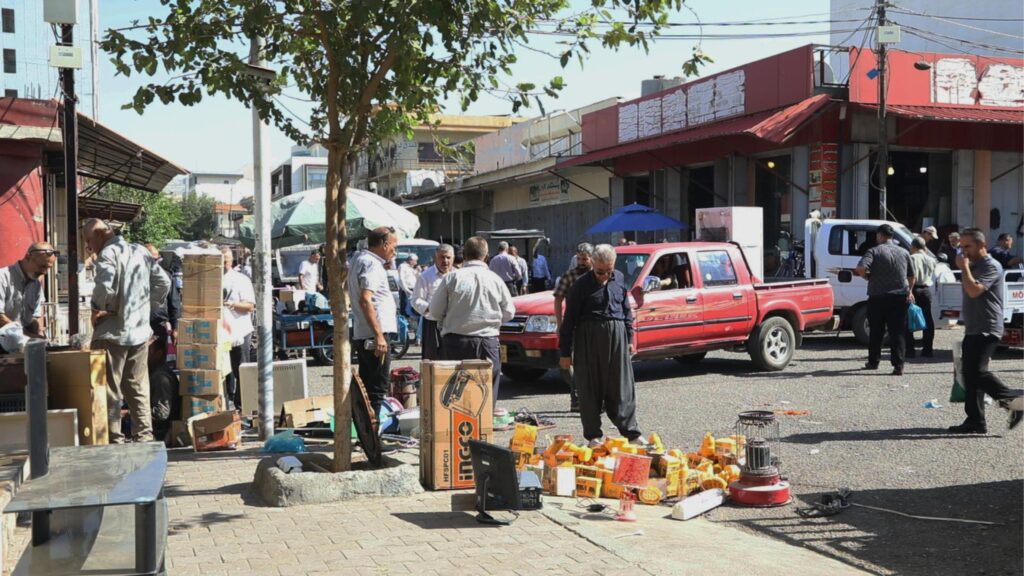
935;269;1024;350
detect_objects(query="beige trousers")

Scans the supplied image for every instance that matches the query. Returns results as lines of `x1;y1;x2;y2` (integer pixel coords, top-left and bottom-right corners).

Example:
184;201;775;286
93;340;152;443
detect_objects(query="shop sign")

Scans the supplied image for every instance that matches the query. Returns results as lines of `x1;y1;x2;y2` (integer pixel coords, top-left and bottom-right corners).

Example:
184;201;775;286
808;143;838;218
528;179;570;206
617;69;746;143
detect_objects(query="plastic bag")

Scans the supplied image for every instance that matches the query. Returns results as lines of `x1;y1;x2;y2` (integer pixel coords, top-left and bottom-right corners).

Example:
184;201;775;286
907;303;927;332
262;431;307;453
949;340;965;403
0;322;28;353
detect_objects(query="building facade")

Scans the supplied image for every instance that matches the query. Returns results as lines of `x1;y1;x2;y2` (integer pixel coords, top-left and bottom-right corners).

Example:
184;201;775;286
270;144;328;199
185;172;254;205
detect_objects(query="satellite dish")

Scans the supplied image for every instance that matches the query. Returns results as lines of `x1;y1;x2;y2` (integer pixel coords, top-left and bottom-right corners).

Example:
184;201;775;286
420;178;437;190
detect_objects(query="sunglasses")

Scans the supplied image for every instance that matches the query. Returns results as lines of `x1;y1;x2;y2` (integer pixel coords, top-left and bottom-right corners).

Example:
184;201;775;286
30;249;59;257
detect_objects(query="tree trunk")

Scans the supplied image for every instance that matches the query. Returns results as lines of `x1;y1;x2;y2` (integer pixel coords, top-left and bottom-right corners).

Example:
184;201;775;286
327;145;353;472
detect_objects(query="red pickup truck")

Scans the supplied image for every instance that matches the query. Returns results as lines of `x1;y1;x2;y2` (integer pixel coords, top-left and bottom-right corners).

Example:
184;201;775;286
499;242;835;379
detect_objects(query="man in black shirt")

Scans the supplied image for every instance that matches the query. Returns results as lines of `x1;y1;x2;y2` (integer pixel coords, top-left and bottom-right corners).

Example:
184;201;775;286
148;322;180;444
559;244;644;448
855;224;915;375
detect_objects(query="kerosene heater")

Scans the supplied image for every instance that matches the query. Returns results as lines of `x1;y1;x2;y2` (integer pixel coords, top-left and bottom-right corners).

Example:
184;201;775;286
728;410;791;506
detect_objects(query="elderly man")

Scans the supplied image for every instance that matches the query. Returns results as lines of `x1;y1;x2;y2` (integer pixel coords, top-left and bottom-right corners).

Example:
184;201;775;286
948;228;1023;433
554;243;593;412
0;242;57;347
348;226;398;415
145;244;181;338
921;226;941;256
940;231;960;265
510;246;529;295
83;219;171;443
855;224;914;375
398;253;420;339
430;236;515;409
530;247;551;293
905;237;937;358
222;247;256;411
558;244;644;448
488;241;521;295
412;244;454;361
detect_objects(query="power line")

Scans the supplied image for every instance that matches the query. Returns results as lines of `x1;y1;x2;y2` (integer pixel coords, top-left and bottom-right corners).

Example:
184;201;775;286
539;17;868;28
887;9;1024;23
889;4;1024;40
896;22;1024;55
526;28;851;40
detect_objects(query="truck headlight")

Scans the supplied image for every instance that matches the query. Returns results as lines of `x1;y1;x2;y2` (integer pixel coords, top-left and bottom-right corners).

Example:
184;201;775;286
525;315;558;333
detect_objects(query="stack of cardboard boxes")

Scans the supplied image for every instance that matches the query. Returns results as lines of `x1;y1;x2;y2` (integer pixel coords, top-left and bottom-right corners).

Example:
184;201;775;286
176;254;227;420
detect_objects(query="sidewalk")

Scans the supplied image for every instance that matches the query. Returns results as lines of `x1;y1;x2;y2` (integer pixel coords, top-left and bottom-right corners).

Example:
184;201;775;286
6;442;869;575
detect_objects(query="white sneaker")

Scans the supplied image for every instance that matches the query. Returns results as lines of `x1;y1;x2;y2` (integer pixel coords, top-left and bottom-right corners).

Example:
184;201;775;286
587;438;603;449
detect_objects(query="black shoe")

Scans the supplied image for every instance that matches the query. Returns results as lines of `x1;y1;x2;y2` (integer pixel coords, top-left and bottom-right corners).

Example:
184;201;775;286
1008;410;1023;431
947;423;987;434
864;362;879;370
921;349;934;358
569;402;580;413
906;350;916;358
892;366;904;376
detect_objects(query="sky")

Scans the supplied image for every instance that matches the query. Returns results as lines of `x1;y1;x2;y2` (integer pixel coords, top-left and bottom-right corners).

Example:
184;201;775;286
97;0;858;175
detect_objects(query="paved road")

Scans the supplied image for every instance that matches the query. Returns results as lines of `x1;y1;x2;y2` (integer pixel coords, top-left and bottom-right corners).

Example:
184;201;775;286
307;327;1022;576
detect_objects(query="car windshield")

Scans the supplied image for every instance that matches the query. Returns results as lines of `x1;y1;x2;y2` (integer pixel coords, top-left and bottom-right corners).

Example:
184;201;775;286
615;253;649;287
397;244;438;265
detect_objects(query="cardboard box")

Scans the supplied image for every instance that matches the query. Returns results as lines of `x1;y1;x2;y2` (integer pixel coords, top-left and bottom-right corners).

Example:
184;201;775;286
46;350;109;445
179;318;220;345
179;370;224;396
279;289;307;312
279;395;333;428
182;305;222;320
575;476;602;499
543;465;576;497
187;411;241;452
509;423;537;455
168;420;192;448
182;395;225;419
419;360;494;490
182;254;223;307
178;344;224;372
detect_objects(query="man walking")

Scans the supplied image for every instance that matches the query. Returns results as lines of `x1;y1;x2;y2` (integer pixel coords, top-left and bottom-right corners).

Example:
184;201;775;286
83;219;171;443
299;250;322;293
222;247;255;411
905;237;936;358
488;241;521;295
430;236;515;408
0;242;57;345
348;226;398;415
412;244;454;361
530;247;551;293
510;246;528;295
554;243;593;411
855;224;914;375
948;229;1023;433
559;244;644;448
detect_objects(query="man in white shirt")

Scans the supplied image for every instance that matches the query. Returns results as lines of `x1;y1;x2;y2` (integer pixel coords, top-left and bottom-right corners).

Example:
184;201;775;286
398;253;420;340
348;227;399;415
298;250;322;292
430;236;515;407
510;246;529;295
222;247;255;411
412;244;454;360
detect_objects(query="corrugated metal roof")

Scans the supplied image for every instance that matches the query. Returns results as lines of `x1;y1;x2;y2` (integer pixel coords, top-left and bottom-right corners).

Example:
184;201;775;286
858;104;1024;124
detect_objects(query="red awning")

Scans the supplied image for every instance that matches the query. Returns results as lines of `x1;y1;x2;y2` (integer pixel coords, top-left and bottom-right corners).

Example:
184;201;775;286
856;103;1024;124
556;94;833;169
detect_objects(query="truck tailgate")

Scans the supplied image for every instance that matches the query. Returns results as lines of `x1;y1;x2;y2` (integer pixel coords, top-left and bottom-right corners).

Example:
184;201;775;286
753;278;834;329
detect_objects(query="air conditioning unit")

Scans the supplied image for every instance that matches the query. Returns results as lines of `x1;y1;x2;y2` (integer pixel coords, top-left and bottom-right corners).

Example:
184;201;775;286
239;359;309;416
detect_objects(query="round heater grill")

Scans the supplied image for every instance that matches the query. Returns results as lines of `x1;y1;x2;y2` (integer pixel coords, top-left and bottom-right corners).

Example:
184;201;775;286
729;481;792;507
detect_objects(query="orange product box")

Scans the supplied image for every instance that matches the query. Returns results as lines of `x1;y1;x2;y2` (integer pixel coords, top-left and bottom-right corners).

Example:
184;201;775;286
575;476;602;499
419;360;494;490
187;411;241;452
509;422;538;454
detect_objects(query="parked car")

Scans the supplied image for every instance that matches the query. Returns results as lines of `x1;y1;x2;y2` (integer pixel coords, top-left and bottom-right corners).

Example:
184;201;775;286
499;241;836;380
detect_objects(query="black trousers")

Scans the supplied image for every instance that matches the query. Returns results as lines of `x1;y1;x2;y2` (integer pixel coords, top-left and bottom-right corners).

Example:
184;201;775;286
905;286;935;354
868;294;908;367
227;333;252;410
420;319;442;361
529;278;549;294
356;335;393;416
962;334;1022;426
504;281;518;295
441;333;501;407
573;320;641;442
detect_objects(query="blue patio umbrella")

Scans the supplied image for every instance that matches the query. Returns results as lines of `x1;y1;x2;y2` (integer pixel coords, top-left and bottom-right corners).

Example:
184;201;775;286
586;203;689;235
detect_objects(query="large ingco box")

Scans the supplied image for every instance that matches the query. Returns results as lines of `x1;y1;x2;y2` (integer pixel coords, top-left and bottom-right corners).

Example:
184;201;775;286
178;344;224;372
182;395;225;419
182;254;223;307
179;370;223;396
419;360;494;490
178;318;220;345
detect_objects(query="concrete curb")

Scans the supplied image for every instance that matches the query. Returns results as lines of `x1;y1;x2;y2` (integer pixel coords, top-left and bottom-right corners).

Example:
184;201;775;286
253;451;423;507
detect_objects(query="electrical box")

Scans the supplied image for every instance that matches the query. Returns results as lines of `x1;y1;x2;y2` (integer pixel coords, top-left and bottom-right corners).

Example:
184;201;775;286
695;207;765;280
877;25;902;44
44;0;79;25
49;45;83;69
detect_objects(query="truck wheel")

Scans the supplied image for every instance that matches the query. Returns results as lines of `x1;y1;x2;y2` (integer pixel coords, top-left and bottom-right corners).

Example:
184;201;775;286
748;317;795;371
313;333;334;366
673;352;707;365
851;306;870;346
502;366;548;382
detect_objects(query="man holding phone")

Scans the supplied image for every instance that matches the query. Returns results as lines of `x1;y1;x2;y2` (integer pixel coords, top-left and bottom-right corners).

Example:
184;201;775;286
348;226;398;415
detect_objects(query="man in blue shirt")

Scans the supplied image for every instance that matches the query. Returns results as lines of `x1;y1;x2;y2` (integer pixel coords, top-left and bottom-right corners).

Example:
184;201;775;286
990;233;1022;269
529;248;551;293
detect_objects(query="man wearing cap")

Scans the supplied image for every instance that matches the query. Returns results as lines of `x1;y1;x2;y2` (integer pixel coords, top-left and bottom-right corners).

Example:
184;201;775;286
855;224;915;375
904;237;936;358
921;226;941;256
0;242;57;347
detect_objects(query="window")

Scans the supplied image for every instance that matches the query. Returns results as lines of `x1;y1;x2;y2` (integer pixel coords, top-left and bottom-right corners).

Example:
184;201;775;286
646;252;694;291
615;253;649;288
696;250;738;286
305;167;327;190
1;9;13;34
4;89;16;98
3;49;15;74
828;227;846;255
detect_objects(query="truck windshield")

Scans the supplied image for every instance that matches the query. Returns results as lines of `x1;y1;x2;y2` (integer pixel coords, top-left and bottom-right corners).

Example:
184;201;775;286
616;254;649;287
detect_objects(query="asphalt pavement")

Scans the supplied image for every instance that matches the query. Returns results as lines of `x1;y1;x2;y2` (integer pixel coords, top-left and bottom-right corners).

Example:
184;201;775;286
306;327;1022;576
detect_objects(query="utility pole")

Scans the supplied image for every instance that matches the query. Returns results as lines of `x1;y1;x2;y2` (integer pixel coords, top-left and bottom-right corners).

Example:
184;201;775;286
89;0;99;119
61;23;79;336
250;36;275;439
875;0;888;219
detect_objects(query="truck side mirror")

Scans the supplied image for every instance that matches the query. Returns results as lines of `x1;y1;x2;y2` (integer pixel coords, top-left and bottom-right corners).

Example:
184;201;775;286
641;275;661;293
838;270;853;283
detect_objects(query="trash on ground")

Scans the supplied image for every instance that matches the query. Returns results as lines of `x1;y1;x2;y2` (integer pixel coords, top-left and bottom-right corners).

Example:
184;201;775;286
922;399;942;409
262;431;307;453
